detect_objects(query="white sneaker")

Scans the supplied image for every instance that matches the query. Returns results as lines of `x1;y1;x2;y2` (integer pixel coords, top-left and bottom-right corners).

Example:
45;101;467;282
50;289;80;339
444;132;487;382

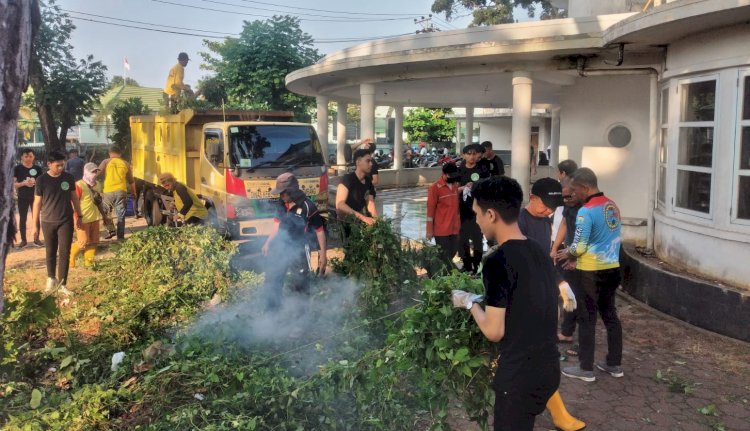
45;277;58;292
58;286;72;296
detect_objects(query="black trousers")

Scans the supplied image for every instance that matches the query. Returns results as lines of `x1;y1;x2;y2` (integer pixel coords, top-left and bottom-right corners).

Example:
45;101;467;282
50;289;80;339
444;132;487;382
184;216;205;225
17;198;38;242
263;245;310;310
574;268;623;371
41;219;74;284
459;219;483;270
434;235;459;268
559;267;579;337
493;360;560;431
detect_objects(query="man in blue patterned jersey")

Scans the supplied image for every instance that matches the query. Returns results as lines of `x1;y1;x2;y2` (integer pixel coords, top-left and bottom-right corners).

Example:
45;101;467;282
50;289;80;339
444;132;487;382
556;168;623;383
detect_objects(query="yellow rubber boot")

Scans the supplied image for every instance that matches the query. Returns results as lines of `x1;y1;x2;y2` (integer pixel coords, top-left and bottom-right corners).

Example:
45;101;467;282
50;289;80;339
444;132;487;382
69;243;82;268
83;245;97;267
547;390;586;431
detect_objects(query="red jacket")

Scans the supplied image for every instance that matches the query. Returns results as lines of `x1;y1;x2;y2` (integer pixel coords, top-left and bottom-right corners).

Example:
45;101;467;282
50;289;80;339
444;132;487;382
427;177;460;237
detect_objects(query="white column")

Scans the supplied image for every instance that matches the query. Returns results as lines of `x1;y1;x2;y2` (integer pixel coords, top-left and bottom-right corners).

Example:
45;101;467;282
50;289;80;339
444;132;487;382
455;119;461;152
538;118;548;169
394;105;404;170
464;107;474;149
336;101;348;168
360;83;376;141
647;72;658;249
511;71;533;198
549;107;561;167
316;96;329;152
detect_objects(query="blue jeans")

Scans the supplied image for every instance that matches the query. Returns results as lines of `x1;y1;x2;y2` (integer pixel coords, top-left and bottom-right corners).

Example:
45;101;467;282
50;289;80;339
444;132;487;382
103;190;127;239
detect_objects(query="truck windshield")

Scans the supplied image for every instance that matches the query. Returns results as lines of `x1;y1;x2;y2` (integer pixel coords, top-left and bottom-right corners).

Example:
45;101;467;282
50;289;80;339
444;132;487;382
228;125;324;169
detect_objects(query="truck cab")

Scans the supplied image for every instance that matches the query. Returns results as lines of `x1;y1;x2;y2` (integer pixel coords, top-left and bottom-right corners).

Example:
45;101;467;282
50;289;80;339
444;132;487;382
131;109;328;238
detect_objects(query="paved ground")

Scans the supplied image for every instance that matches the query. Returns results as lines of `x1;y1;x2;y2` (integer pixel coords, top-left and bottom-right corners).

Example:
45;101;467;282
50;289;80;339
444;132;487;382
9;187;750;430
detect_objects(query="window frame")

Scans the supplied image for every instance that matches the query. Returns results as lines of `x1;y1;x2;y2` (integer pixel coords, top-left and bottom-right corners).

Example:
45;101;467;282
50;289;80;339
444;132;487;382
731;69;750;225
657;85;669;206
673;74;719;219
203;128;225;170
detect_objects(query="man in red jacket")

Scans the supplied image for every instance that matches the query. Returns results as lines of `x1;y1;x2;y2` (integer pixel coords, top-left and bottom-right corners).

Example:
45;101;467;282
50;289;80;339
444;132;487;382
426;163;462;270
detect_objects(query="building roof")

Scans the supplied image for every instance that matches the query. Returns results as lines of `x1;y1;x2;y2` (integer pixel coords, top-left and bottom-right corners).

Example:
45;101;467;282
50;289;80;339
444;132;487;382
604;0;750;47
285;14;643;108
100;85;164;113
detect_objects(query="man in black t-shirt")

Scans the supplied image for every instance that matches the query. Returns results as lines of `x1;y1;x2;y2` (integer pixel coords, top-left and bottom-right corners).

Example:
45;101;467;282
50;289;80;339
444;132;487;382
451;177;559;431
336;148;378;225
33;151;83;292
357;138;380;186
13;148;43;247
457;144;490;273
479;141;506;177
552;177;583;344
262;172;327;309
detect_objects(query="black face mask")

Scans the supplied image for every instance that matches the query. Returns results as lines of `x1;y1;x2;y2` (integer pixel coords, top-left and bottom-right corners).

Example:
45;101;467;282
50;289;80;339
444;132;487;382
446;175;461;183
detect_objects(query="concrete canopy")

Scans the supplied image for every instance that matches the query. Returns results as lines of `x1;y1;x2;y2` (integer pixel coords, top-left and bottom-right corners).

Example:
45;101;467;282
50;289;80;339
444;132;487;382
286;13;658;108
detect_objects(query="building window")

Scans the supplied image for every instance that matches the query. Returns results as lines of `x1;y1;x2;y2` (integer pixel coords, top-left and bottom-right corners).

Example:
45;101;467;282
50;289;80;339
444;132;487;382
658;87;668;204
735;75;750;221
675;78;716;215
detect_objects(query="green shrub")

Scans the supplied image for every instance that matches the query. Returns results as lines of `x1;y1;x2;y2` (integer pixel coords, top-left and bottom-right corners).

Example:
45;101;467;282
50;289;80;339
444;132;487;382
88;225;237;344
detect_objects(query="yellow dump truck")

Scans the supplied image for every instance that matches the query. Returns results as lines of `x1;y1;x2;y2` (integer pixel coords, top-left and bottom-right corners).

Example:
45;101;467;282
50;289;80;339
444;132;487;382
130;109;328;237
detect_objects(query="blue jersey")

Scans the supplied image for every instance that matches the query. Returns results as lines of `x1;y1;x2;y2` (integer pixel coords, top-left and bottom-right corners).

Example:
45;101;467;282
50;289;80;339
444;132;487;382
569;193;621;271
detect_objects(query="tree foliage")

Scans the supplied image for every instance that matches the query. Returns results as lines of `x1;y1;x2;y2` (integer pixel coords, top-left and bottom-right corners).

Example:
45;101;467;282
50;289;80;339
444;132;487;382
106;75;140;90
196;75;228;107
201;16;321;120
403;107;456;144
28;0;108;153
110;98;150;161
432;0;566;26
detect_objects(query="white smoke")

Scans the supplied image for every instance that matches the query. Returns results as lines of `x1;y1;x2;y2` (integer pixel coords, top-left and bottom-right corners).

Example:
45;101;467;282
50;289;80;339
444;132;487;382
189;228;367;375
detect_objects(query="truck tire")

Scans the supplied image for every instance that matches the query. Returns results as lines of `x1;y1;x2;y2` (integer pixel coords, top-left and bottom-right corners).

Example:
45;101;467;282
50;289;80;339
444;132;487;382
150;199;163;226
143;191;164;227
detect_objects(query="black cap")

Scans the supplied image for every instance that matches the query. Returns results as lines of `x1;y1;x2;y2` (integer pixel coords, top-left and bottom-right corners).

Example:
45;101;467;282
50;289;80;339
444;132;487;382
271;172;299;194
178;52;190;61
531;177;564;210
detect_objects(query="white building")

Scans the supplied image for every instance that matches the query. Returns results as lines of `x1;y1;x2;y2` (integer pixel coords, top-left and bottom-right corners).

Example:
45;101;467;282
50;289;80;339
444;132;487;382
287;0;750;292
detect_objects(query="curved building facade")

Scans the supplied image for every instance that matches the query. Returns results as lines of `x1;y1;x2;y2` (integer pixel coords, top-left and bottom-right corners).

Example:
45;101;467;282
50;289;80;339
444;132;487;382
287;0;750;290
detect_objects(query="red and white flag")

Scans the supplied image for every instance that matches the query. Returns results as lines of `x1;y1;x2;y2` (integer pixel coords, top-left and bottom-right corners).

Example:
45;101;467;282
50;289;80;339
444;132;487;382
123;57;130;71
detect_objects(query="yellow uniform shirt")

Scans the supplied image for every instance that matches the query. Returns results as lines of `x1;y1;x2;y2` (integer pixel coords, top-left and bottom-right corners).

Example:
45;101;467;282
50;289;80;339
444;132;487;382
164;63;185;96
173;182;208;221
75;180;103;224
101;157;133;193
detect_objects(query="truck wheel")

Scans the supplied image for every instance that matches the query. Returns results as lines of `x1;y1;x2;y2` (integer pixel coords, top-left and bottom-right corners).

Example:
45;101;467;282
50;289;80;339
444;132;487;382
150;200;163;226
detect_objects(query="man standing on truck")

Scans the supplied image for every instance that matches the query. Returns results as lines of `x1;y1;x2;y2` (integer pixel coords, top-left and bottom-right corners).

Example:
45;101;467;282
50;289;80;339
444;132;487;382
261;172;327;309
157;173;208;225
98;145;137;240
163;52;192;113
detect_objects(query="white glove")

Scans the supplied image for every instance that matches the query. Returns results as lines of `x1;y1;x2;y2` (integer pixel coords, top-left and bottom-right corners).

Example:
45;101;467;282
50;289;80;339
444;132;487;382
558;282;577;312
451;290;483;310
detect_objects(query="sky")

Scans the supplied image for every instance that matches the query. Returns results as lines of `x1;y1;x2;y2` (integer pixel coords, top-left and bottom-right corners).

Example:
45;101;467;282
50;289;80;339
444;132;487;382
58;0;477;89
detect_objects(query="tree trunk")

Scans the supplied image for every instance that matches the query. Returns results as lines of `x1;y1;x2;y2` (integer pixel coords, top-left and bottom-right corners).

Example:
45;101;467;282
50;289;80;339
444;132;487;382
0;0;40;313
58;119;70;149
28;59;62;154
